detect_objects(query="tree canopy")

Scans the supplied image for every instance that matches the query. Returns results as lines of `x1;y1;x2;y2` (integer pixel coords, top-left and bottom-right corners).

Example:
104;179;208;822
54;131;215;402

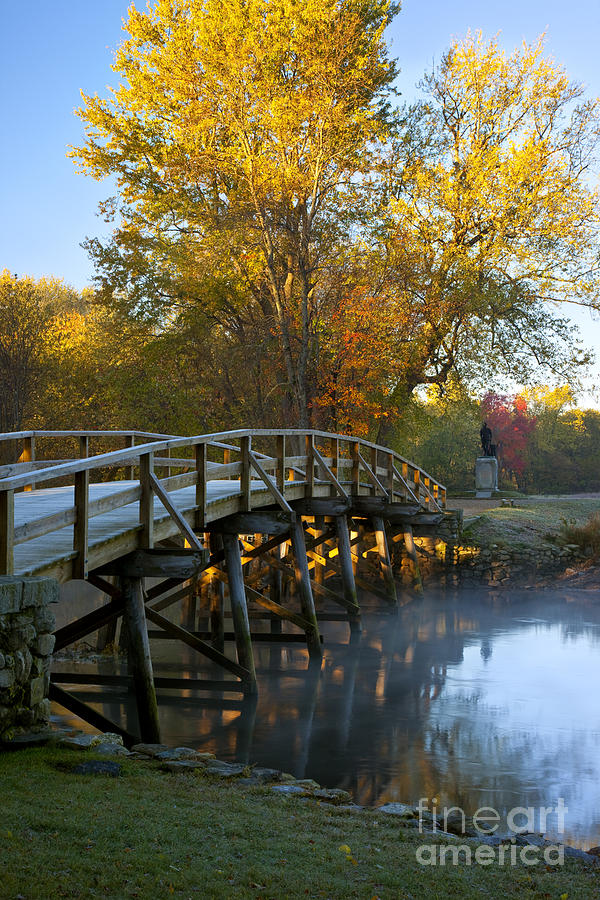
71;12;600;437
366;32;600;438
72;0;399;426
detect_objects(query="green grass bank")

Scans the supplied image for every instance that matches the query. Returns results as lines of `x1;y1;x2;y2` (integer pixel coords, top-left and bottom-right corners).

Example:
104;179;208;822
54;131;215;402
1;747;598;899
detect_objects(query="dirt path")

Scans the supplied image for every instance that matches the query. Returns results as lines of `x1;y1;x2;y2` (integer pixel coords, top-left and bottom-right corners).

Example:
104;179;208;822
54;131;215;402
447;492;600;518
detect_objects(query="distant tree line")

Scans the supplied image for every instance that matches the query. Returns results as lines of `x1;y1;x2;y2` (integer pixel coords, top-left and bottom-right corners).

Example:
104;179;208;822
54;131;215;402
1;268;597;493
393;383;600;494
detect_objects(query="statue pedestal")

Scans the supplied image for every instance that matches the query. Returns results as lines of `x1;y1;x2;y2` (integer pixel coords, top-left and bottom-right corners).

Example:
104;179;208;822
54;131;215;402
475;456;498;498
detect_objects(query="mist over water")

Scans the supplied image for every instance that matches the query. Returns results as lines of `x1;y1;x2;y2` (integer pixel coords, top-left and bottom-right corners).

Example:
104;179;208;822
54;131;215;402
53;587;600;848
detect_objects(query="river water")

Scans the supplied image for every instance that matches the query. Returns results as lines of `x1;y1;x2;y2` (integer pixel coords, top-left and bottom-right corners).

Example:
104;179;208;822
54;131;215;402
52;586;600;848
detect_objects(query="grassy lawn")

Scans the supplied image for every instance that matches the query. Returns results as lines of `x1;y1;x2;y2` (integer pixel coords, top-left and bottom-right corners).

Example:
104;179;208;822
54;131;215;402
1;747;598;899
460;498;600;552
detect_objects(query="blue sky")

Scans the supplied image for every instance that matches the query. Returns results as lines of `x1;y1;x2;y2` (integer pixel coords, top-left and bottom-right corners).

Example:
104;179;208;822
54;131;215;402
1;0;599;401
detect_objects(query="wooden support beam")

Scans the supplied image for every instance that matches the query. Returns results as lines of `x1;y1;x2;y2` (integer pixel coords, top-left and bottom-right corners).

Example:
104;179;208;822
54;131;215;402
53;597;125;652
310;446;348;498
51;673;245;692
289;520;322;659
144;577;186;603
206;510;295;535
335;515;361;631
119;575;161;743
402;524;424;595
372;516;398;607
222;534;258;693
291;498;350;517
97;548;209;578
248;450;293;511
49;683;138;747
209;533;225;652
270;541;285;634
245;584;313;632
149;472;205;550
144;605;249;680
149;582;194;614
87;572;122;599
96;576;119;651
304;527;337;552
239;530;291;560
352;497;422;520
240;536;357;614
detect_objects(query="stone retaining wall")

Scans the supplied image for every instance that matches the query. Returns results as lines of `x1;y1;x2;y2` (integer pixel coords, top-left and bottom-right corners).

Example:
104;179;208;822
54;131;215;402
389;512;581;587
392;536;580;587
0;577;58;741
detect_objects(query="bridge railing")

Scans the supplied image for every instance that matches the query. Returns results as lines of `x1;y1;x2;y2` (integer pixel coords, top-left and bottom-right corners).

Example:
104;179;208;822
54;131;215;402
0;429;445;578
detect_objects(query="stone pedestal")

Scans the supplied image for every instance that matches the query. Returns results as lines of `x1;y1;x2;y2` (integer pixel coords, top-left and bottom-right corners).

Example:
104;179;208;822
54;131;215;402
475;456;498;498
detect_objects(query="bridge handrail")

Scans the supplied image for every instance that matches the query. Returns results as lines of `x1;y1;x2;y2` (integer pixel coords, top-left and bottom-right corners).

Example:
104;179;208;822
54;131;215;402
0;429;443;492
0;430;177;441
0;429;446;577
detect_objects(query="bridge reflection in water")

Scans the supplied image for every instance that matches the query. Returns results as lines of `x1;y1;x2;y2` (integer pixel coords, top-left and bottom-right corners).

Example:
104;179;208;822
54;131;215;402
52;586;600;850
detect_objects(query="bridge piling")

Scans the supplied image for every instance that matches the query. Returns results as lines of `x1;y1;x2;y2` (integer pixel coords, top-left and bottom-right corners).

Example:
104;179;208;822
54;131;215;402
290;519;323;659
335;515;361;633
401;525;424;596
222;533;258;694
372;516;399;607
119;574;161;743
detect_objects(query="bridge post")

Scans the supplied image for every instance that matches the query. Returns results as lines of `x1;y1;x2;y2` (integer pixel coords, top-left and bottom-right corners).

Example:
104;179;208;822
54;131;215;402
222;533;258;694
125;434;135;481
0;489;14;575
290;519;322;659
241;436;251;510
73;468;89;579
20;435;35;492
372;515;398;607
119;574;161;743
139;451;155;547
195;442;207;530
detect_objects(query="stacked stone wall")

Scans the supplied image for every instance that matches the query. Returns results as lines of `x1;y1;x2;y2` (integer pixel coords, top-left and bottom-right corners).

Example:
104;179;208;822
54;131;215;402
387;511;582;588
0;577;58;741
391;534;580;588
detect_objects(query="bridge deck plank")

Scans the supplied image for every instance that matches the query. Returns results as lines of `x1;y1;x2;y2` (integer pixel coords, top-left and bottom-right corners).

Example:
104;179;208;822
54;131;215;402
11;479;335;580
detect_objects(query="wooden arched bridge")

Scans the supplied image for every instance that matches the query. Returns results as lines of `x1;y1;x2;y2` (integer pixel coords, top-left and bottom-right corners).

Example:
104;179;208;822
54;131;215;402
0;429;448;745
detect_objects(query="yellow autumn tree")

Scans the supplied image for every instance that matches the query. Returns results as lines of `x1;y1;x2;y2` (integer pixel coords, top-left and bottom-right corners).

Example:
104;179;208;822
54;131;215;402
368;32;600;438
71;0;399;426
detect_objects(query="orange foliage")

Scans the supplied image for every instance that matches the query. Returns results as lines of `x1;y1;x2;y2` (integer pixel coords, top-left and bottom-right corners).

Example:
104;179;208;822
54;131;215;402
313;292;401;436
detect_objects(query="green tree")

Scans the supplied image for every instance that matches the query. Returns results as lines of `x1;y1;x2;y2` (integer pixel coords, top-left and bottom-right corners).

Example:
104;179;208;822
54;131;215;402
71;0;399;426
392;383;481;492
